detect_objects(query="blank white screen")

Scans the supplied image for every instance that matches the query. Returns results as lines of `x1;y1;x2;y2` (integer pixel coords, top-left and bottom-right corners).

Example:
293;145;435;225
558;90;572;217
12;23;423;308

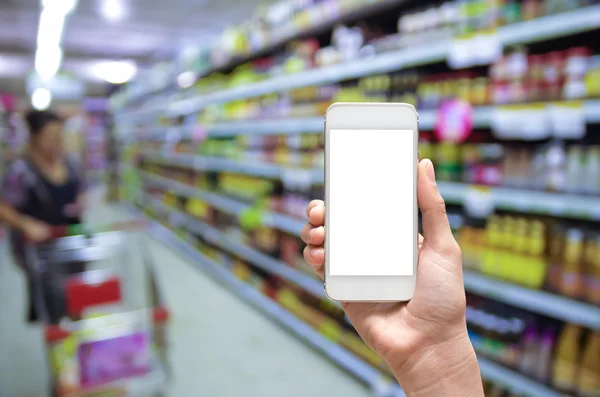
329;129;415;276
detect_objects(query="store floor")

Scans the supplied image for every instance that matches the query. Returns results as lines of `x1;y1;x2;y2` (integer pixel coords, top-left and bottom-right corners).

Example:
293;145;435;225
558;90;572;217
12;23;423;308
0;197;371;397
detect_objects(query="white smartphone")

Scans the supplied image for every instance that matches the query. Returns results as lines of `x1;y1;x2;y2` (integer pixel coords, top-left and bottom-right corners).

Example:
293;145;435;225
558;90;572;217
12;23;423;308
324;102;418;302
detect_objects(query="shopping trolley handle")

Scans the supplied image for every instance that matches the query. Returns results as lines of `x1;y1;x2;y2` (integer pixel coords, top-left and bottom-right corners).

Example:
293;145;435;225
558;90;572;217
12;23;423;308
23;219;151;243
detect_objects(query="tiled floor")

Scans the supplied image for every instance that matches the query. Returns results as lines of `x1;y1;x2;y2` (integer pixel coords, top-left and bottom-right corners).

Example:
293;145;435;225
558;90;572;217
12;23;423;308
0;198;371;397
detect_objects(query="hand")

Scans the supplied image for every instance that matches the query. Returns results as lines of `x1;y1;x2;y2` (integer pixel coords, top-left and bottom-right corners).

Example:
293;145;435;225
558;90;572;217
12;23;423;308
301;159;483;396
21;216;51;243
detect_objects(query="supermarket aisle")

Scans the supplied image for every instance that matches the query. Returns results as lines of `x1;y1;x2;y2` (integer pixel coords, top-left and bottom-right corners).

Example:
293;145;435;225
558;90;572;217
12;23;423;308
0;198;371;397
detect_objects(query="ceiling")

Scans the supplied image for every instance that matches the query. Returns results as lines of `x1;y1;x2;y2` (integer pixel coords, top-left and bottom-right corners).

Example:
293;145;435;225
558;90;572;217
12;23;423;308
0;0;267;100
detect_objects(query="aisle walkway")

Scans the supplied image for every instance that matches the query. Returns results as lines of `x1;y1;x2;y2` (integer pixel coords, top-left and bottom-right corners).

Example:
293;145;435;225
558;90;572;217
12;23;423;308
0;198;371;397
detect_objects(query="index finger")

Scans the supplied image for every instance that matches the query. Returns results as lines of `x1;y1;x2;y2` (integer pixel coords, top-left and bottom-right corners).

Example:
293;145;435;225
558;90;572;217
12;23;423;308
306;200;323;217
306;200;325;226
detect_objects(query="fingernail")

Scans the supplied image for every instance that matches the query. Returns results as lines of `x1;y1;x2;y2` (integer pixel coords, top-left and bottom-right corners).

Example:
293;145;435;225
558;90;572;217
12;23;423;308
425;159;436;183
309;205;321;218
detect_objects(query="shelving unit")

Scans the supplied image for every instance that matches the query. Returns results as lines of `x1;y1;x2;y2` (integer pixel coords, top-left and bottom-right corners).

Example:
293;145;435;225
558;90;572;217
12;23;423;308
133;98;600;142
141;151;600;221
128;196;575;397
141;170;600;331
113;0;600;395
162;5;600;116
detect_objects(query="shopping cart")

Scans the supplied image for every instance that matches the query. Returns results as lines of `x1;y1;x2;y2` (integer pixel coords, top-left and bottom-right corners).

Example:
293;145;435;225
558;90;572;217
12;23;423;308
24;221;170;397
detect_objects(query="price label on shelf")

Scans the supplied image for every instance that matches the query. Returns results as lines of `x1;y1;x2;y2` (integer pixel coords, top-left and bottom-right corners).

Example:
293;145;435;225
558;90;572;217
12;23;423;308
519;104;550;141
448;31;502;69
490;106;521;139
491;105;550;141
464;185;495;218
548;101;585;139
472;31;502;66
448;35;473;70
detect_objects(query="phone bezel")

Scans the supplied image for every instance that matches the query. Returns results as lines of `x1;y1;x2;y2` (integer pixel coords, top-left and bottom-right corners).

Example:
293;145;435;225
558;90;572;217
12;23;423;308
324;102;418;302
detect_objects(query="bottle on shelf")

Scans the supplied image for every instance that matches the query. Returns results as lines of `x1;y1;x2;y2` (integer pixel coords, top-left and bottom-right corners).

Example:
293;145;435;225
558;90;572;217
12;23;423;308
552;324;583;394
576;331;600;397
584;146;600;196
534;327;555;383
586;235;600;305
519;326;539;375
560;228;585;299
547;224;565;292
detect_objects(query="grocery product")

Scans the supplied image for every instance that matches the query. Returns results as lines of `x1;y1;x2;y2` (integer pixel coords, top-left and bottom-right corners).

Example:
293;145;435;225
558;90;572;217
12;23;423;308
576;331;600;397
552;324;582;393
560;228;585;299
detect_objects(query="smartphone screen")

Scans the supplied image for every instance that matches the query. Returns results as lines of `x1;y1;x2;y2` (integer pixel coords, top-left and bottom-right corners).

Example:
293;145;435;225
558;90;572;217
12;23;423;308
328;129;415;276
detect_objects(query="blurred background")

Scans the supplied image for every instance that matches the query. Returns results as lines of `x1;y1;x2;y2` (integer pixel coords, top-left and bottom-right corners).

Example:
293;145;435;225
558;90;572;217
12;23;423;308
1;0;600;396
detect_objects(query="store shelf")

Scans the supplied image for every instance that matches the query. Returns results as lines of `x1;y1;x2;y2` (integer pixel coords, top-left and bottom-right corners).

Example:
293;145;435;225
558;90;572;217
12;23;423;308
131;205;404;397
464;271;600;331
150;99;600;140
143;194;322;297
198;0;411;77
439;182;600;221
141;171;305;235
140;171;600;328
143;151;323;185
140;153;600;221
167;5;600;115
478;358;569;397
206;117;325;137
128;200;572;397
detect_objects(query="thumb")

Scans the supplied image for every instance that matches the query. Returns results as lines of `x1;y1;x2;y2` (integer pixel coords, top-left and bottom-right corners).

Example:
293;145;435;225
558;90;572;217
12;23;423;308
417;159;460;259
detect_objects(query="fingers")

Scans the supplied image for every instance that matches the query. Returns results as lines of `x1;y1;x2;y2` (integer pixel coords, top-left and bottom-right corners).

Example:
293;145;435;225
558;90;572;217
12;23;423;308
417;159;460;259
301;224;325;246
306;200;322;218
303;245;324;279
306;200;325;226
304;200;326;279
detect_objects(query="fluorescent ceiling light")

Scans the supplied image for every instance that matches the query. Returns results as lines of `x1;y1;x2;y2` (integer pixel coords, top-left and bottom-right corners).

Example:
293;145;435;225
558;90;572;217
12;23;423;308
37;8;66;48
41;0;79;15
35;46;63;81
31;88;52;110
177;71;195;89
101;0;126;22
91;60;137;84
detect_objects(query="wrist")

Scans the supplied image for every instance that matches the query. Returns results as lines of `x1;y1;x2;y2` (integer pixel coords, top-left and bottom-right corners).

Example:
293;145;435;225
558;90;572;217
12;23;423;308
18;214;31;229
390;329;483;397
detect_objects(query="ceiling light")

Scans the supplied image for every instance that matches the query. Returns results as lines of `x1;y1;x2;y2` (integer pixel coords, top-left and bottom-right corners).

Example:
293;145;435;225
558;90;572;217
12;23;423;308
35;45;63;81
41;0;79;15
92;60;137;84
176;71;195;89
31;88;52;110
101;0;126;22
37;8;66;48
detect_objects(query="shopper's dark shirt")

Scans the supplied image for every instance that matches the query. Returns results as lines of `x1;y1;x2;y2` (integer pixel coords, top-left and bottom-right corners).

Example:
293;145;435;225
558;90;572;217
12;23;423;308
1;156;86;266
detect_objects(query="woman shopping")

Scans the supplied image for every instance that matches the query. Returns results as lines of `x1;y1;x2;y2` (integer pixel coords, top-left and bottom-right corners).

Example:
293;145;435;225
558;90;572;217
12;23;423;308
0;109;87;323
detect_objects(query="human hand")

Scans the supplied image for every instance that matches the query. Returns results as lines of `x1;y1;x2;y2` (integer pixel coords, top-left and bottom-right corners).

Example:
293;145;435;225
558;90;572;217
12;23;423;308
21;216;51;243
301;159;483;396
